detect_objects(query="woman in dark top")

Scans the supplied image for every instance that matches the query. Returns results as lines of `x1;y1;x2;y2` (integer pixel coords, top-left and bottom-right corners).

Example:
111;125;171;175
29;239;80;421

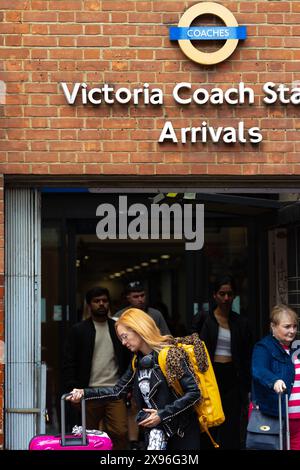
199;275;253;449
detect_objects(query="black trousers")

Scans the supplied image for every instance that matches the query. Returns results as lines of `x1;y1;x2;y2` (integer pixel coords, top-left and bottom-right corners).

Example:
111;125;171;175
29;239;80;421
167;413;201;450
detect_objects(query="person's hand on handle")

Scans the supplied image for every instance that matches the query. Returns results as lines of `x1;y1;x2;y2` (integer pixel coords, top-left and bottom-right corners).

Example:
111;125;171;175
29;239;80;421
66;388;84;403
273;380;287;394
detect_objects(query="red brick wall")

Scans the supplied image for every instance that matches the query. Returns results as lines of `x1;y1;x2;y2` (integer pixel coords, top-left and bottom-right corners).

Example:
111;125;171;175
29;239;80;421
1;0;300;178
1;0;300;447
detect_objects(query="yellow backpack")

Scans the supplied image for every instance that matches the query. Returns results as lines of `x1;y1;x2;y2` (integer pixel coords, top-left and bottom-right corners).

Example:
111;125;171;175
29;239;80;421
132;335;225;448
157;341;224;448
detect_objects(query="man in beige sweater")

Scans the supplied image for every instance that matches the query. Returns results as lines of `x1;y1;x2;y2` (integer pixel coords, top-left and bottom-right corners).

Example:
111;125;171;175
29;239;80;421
63;287;130;450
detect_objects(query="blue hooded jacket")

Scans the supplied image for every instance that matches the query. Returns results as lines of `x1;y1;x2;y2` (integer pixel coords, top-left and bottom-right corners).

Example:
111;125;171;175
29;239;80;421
251;334;295;417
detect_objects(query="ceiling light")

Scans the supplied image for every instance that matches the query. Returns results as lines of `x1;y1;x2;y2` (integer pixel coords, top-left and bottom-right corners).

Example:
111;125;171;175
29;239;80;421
152;193;165;203
183;193;196;199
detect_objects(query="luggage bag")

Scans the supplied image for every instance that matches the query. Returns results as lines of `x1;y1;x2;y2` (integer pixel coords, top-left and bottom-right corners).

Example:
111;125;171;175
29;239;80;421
29;393;113;450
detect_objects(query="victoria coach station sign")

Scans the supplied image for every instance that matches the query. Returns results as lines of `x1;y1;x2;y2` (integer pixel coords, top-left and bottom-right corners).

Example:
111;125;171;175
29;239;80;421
169;2;247;65
61;81;300;145
59;2;300;146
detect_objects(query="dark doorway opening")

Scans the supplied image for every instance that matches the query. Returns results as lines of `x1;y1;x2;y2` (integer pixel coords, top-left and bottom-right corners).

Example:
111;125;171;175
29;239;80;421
41;190;279;432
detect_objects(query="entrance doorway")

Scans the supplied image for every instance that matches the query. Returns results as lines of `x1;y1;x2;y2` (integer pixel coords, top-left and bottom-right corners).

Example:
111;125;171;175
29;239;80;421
5;186;300;446
40;190;278;433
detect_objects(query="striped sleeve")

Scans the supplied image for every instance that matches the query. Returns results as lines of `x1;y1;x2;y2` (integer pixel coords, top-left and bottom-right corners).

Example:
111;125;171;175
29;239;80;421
288;358;300;419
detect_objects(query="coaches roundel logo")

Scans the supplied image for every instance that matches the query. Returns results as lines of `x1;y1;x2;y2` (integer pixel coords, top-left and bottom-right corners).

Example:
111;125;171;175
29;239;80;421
170;2;247;65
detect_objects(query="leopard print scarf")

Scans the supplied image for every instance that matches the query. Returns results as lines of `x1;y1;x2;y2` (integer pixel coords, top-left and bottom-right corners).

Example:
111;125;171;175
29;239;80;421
164;333;209;387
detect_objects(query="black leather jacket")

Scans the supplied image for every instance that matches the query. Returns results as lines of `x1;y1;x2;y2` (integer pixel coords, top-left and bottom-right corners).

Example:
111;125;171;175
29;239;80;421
84;353;200;438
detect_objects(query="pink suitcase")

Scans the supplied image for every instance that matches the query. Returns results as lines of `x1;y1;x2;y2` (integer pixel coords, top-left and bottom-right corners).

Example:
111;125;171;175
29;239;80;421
29;393;113;450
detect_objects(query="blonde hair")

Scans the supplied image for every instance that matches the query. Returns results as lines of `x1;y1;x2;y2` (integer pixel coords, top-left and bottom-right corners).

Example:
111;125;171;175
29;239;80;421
115;308;173;352
270;304;298;325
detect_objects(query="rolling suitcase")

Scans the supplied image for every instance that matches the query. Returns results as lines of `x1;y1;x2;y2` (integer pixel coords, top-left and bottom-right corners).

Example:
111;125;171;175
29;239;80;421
246;392;290;450
29;393;113;450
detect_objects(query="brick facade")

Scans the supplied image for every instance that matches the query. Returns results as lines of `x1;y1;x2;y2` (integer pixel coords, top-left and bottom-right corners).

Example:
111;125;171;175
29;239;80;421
1;0;300;447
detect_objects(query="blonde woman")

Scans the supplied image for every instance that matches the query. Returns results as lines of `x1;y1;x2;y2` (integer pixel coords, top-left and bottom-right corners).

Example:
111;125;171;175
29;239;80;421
251;304;300;450
68;308;202;450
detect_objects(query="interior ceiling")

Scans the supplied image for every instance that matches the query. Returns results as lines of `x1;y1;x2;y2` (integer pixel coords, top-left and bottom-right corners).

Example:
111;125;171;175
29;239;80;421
76;236;184;278
41;190;288;222
42;191;300;281
199;201;274;216
74;192;280;276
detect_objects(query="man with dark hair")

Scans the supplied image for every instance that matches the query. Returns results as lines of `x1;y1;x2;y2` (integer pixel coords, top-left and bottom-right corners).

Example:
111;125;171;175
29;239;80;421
114;281;170;335
62;286;130;450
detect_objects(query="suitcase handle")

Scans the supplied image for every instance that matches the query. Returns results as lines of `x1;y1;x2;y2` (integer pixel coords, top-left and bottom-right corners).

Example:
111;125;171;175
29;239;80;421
278;391;290;450
60;393;87;447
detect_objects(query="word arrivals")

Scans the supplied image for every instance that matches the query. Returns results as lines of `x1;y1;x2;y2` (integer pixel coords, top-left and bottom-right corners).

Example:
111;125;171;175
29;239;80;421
96;196;204;251
159;120;262;144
